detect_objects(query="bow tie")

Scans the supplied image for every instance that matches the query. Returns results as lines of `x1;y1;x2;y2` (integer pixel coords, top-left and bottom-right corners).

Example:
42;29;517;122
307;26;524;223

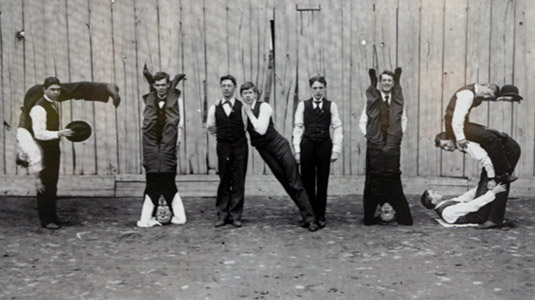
222;100;232;106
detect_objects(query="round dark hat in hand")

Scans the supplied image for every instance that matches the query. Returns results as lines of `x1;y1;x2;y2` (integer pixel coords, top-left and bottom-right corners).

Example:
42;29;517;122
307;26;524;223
65;120;92;142
499;84;523;101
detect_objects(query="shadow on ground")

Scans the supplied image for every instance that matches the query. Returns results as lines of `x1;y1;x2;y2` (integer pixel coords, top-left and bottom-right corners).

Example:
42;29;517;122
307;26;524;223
0;194;534;300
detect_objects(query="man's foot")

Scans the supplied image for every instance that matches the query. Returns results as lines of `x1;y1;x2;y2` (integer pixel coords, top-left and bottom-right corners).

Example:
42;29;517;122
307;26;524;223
308;222;319;232
495;173;518;184
42;222;61;230
232;220;243;228
214;220;226;227
476;220;501;229
317;219;326;229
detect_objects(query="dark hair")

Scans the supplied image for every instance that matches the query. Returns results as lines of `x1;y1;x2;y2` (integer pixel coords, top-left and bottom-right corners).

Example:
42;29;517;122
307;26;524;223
220;74;237;86
488;83;500;97
43;77;61;89
434;132;449;148
239;81;259;95
420;190;435;209
309;75;327;87
153;72;170;83
379;71;395;81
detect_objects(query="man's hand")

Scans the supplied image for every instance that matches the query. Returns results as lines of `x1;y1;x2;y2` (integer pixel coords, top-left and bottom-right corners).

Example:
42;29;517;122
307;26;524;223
206;125;217;135
242;103;253;116
36;179;45;193
107;84;121;107
491;183;507;195
456;139;468;150
58;129;73;137
295;153;300;164
487;178;497;190
331;152;339;162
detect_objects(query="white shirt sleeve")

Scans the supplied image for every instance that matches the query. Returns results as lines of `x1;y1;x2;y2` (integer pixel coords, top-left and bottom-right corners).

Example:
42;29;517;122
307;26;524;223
29;106;59;141
451;90;474;141
441;190;496;224
247;102;272;135
401;106;408;134
464;142;495;178
177;97;184;144
330;102;343;154
206;103;217;136
359;103;368;136
292;101;305;154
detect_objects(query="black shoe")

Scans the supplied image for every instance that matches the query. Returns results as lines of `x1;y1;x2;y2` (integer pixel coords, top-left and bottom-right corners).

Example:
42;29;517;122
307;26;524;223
495;173;518;184
476;220;501;229
215;220;226;227
232;220;243;228
308;222;319;232
317;219;326;229
42;222;61;230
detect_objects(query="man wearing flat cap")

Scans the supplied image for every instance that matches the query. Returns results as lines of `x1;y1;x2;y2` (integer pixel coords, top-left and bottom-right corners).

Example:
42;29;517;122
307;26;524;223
19;77;121;229
443;83;520;183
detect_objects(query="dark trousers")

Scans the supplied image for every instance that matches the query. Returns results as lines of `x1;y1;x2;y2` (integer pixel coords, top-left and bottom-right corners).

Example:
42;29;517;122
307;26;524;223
300;138;332;221
363;151;413;225
459;135;521;224
216;142;248;222
37;143;60;226
144;172;178;206
256;137;316;223
446;121;512;176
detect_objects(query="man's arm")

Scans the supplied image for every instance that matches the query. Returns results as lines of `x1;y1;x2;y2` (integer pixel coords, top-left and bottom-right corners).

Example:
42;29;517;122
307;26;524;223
330;102;343;161
401;106;408;134
177;97;185;146
441;184;505;224
451;90;474;146
29;106;59;141
292;101;305;156
359;103;368;136
206;104;217;135
244;102;272;135
464;142;496;179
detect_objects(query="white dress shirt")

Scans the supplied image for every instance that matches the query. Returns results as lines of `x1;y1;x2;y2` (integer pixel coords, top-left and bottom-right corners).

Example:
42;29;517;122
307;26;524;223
359;90;408;136
246;101;272;135
463;141;495;178
451;86;480;142
292;98;343;154
29;95;60;141
206;97;247;135
437;187;497;224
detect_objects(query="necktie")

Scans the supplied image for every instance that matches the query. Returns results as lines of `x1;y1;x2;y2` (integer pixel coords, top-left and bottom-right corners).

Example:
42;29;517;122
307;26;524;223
384;95;390;108
314;101;322;114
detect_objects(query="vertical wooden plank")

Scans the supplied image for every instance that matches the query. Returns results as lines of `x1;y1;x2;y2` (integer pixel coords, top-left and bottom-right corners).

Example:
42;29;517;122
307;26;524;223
512;0;535;177
112;0;140;175
418;0;444;176
23;0;45;90
352;0;376;176
66;0;96;175
373;0;397;71
397;0;420;177
90;0;118;175
2;0;24;175
464;0;491;178
488;0;515;134
0;2;5;174
339;0;352;176
441;0;468;177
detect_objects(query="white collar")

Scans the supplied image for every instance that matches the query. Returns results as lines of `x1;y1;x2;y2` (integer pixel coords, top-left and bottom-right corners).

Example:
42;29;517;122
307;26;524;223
380;91;391;100
43;95;56;103
221;97;235;105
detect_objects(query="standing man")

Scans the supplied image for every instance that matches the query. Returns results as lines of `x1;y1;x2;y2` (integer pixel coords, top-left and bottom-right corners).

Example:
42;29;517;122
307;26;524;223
293;75;343;228
137;71;187;227
359;68;413;226
240;81;319;231
444;83;518;183
206;75;248;228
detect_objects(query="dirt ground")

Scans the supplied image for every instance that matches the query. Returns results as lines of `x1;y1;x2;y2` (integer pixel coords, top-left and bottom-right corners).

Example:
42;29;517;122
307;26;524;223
0;193;534;300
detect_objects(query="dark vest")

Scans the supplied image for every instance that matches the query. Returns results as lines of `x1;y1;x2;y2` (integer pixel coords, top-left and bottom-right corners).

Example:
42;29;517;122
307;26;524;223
142;89;181;173
444;84;480;125
365;88;403;149
215;100;247;144
435;200;468;224
34;97;60;149
303;99;331;141
247;102;279;147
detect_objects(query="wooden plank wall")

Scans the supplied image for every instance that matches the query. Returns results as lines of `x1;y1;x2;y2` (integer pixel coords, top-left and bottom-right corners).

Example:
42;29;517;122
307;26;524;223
0;0;534;180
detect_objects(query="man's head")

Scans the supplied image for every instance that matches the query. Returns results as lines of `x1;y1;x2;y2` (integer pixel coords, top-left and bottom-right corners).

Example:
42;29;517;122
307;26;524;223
477;83;500;101
240;81;259;105
420;190;443;210
43;77;61;101
379;203;396;223
379;71;395;93
309;75;327;101
220;75;237;99
434;132;456;152
153;72;170;97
